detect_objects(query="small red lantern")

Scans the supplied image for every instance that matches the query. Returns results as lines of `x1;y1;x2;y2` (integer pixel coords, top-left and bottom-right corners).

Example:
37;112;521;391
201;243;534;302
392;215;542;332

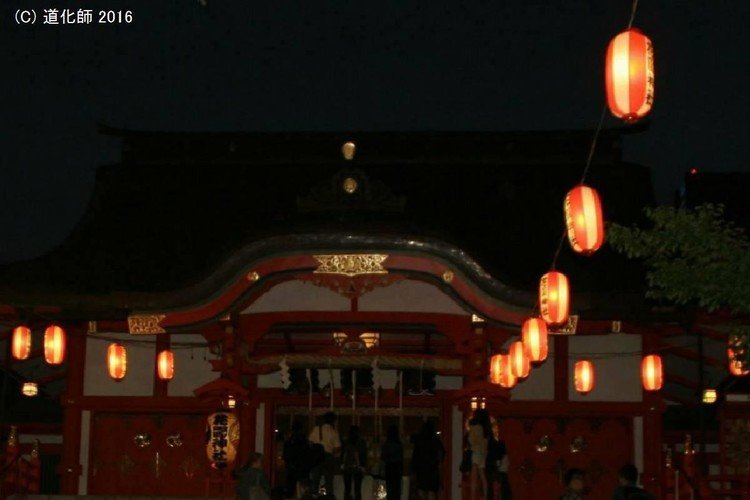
642;354;663;391
11;326;32;361
522;318;548;362
539;271;570;325
509;341;531;379
574;360;595;394
565;185;605;254
605;28;654;122
107;343;127;380
157;350;175;380
490;354;516;389
44;325;66;365
728;348;749;377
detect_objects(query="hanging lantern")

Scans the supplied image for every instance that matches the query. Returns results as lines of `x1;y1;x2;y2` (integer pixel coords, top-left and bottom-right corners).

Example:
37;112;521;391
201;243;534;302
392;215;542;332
509;341;531;378
11;326;32;361
22;382;38;397
522;318;549;362
574;360;595;394
605;28;654;122
490;354;517;389
728;348;749;376
564;185;605;254
107;343;127;380
539;271;570;325
43;325;66;365
206;412;240;469
642;354;663;391
157;350;175;380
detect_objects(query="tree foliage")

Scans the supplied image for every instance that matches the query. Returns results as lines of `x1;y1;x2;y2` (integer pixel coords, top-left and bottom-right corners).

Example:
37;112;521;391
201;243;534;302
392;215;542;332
608;204;750;365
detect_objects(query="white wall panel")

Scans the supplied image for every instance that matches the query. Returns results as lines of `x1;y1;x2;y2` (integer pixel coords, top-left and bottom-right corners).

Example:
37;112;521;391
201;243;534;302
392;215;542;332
359;280;468;314
243;281;350;313
84;334;154;396
167;335;217;396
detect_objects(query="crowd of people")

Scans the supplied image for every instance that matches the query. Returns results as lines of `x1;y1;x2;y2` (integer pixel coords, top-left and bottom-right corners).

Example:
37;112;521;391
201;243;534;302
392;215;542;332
234;409;652;500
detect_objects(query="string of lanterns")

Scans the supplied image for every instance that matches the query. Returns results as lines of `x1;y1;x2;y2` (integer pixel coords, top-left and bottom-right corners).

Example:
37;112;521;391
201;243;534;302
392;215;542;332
490;0;665;395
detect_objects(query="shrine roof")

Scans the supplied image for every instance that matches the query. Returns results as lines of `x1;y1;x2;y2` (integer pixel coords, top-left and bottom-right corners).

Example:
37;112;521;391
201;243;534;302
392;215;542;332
0;127;654;319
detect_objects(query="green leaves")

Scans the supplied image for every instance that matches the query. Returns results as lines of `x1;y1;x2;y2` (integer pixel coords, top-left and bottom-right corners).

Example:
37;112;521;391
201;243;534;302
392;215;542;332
609;204;750;365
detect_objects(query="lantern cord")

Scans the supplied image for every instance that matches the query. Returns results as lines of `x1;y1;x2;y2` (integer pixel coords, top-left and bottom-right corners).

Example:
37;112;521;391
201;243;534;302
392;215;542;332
627;0;640;29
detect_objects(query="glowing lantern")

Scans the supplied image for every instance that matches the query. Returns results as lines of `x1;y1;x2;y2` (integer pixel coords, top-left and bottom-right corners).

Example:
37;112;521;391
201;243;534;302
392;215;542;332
107;343;127;380
728;348;749;376
12;326;32;361
206;412;240;469
157;350;175;380
22;382;38;397
641;354;663;391
509;341;531;378
539;271;570;325
564;185;605;254
605;28;654;122
490;354;516;389
574;360;595;394
522;318;549;362
43;325;66;365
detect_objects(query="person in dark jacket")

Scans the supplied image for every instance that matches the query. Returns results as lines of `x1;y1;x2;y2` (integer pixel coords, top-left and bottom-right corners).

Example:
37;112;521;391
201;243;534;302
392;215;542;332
411;421;445;500
380;425;404;500
612;464;654;500
341;425;367;500
559;468;586;500
283;420;310;498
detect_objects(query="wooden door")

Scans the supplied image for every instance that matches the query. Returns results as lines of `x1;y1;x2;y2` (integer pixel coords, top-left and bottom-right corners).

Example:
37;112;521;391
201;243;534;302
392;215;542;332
88;413;211;496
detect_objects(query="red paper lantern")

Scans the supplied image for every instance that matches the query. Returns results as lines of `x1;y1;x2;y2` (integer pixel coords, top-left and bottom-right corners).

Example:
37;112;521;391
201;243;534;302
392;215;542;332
157;350;175;380
605;28;654;122
107;343;127;380
522;318;549;362
44;325;66;365
574;360;595;394
728;348;749;377
564;185;605;254
509;341;531;379
490;354;516;389
539;271;570;325
11;326;31;361
641;354;663;391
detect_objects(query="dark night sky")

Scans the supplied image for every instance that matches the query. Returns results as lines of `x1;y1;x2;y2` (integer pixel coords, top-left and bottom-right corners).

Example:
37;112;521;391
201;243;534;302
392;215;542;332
1;0;749;263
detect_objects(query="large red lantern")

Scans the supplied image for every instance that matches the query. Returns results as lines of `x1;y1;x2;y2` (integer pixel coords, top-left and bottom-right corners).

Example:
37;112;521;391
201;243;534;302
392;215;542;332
107;343;127;380
44;325;66;365
641;354;663;391
157;350;175;380
574;360;595;394
564;185;605;254
11;326;31;361
728;348;749;377
539;271;570;325
605;28;654;122
509;341;531;379
489;354;516;389
522;318;549;362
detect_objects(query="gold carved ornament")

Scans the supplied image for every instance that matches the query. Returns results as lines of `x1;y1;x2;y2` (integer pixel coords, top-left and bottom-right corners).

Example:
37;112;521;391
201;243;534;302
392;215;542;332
128;314;166;335
313;254;388;277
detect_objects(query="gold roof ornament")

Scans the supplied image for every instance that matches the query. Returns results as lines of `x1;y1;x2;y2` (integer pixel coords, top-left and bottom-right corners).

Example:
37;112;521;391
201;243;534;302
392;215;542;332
128;314;166;335
313;254;388;277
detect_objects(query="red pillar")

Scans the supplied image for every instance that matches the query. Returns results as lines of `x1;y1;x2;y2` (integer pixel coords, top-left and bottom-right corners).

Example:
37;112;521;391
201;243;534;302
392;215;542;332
554;336;569;402
59;323;86;494
642;332;664;498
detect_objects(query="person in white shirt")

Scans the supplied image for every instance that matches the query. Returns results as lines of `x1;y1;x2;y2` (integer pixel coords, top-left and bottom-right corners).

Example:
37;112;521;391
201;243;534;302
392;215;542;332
309;412;342;496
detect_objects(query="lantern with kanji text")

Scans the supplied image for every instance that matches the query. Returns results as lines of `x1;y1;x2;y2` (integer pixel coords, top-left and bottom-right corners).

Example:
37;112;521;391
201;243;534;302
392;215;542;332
605;28;654;122
564;185;605;254
205;412;240;469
